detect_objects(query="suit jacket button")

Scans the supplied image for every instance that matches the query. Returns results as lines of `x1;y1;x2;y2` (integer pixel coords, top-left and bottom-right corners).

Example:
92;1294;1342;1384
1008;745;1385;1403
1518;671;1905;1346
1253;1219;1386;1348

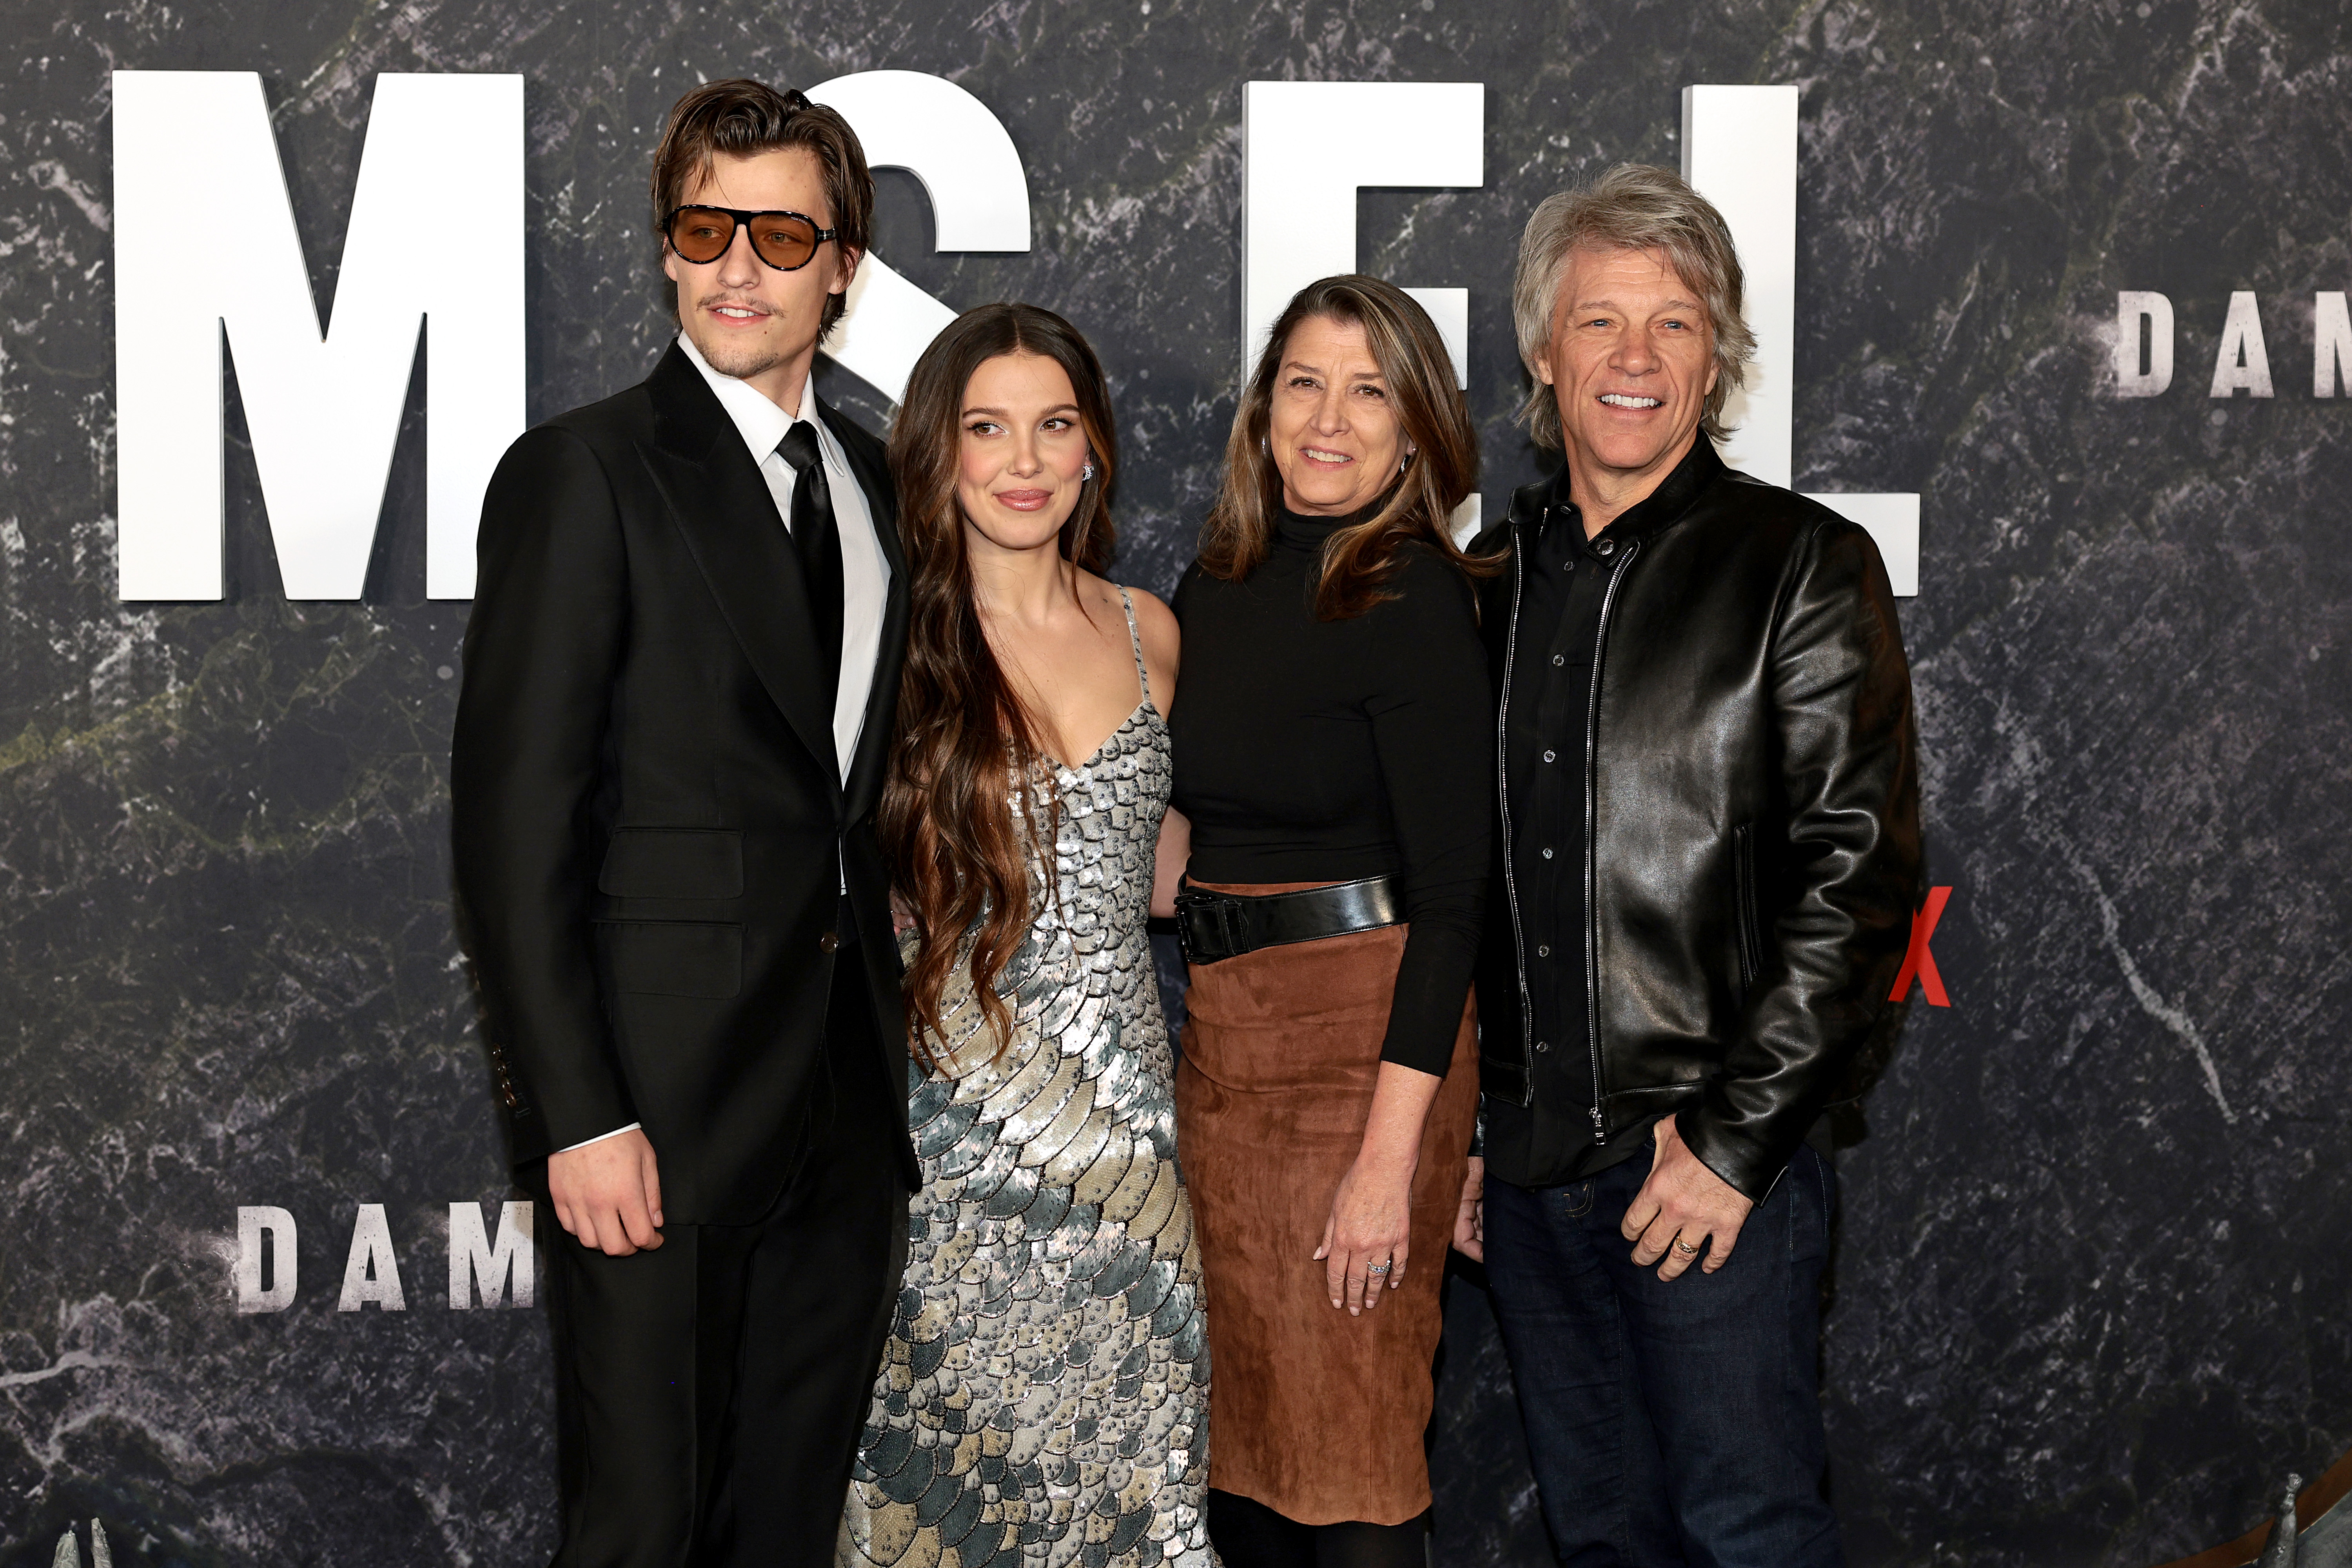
819;931;840;954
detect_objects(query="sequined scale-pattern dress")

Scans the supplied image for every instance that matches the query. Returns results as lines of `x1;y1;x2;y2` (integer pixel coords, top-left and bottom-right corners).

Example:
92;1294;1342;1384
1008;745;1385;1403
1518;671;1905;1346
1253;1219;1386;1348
839;589;1211;1568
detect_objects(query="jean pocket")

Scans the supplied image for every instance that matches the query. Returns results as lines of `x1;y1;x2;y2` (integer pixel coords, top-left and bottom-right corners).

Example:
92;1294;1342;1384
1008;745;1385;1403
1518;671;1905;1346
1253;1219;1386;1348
1561;1180;1595;1219
1813;1146;1838;1252
1790;1145;1835;1262
597;920;743;999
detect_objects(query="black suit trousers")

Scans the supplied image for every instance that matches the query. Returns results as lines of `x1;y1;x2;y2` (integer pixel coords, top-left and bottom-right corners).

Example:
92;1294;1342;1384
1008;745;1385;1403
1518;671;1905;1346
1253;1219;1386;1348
537;956;907;1568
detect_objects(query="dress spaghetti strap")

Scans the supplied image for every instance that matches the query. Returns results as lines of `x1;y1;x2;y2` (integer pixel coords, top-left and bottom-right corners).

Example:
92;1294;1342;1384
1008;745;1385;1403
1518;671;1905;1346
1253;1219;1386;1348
1116;585;1152;707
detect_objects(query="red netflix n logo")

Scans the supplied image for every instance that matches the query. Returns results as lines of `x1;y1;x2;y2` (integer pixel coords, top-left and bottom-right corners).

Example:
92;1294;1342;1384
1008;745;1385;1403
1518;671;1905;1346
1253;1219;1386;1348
1890;886;1954;1006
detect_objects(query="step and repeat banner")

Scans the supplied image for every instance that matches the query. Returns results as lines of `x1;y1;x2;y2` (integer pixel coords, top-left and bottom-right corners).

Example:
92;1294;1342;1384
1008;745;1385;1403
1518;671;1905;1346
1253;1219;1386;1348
2;0;2347;1563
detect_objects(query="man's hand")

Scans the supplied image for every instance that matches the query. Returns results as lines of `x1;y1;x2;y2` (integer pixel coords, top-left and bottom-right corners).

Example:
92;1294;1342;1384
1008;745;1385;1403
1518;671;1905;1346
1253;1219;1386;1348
1453;1155;1485;1262
1621;1116;1752;1281
547;1129;665;1256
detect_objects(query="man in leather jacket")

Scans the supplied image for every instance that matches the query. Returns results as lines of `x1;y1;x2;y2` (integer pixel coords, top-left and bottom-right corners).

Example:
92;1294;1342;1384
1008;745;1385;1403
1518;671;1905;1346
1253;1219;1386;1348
1453;165;1921;1565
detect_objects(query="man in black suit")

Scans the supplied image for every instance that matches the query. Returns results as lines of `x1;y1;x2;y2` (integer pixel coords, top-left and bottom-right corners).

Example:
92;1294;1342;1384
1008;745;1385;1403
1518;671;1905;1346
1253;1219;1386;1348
450;80;913;1566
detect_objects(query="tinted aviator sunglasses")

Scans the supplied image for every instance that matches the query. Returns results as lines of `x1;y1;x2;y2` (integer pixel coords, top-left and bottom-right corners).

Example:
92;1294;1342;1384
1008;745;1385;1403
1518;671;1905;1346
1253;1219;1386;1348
663;205;839;271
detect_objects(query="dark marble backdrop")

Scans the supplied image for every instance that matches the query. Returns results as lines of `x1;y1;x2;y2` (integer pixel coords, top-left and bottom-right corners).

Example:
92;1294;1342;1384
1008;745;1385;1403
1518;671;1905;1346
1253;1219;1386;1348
3;0;2348;1563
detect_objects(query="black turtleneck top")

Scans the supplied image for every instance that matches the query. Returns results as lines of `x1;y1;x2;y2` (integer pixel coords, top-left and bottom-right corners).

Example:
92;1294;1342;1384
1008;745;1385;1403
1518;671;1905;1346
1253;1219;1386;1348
1169;507;1493;1077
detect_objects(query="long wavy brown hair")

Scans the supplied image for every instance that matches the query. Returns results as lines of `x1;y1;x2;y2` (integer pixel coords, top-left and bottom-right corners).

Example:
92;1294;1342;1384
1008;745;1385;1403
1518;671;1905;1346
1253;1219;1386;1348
1200;274;1497;618
880;303;1117;1065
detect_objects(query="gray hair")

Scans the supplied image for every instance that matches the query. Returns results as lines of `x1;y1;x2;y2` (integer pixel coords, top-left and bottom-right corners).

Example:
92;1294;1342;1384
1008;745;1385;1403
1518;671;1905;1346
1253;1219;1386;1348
1510;163;1757;451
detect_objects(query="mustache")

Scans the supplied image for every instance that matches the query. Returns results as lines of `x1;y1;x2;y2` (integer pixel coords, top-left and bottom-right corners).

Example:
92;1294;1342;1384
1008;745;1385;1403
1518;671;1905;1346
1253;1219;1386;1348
695;292;772;316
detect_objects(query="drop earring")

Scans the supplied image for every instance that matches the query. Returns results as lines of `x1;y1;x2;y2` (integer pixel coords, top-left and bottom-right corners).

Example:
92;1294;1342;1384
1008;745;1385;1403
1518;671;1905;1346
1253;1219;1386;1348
1082;461;1096;481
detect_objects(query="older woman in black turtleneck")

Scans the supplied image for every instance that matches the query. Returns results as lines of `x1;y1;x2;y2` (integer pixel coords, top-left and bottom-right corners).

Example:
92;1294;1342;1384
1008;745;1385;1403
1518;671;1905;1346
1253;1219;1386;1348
1167;276;1496;1564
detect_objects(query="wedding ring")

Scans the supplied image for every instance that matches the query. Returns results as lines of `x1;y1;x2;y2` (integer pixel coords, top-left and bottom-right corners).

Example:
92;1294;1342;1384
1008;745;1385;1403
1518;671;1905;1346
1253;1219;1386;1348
1366;1259;1393;1275
1671;1238;1700;1256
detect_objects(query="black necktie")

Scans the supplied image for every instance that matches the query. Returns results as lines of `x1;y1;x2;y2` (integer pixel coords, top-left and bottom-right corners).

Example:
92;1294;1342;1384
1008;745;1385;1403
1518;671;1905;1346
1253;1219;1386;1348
775;421;844;712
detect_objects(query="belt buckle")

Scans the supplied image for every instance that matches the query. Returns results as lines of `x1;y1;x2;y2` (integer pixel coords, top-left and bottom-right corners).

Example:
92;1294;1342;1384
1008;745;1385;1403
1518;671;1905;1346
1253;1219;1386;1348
1173;888;1242;965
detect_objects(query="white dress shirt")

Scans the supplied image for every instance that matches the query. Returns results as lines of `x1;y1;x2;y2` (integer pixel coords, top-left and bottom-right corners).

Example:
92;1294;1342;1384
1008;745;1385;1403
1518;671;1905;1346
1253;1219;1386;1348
676;332;890;778
557;337;892;1157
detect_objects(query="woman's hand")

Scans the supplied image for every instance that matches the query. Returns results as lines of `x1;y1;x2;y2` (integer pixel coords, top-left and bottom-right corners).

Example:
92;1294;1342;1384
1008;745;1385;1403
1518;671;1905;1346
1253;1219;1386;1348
1311;1060;1446;1314
1316;1151;1417;1315
889;887;917;936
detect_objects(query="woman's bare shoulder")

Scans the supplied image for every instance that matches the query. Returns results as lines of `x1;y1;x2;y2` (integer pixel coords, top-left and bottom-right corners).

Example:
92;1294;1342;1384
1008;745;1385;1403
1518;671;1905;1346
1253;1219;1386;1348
1120;581;1181;670
1120;581;1178;634
1073;568;1172;633
1074;569;1181;699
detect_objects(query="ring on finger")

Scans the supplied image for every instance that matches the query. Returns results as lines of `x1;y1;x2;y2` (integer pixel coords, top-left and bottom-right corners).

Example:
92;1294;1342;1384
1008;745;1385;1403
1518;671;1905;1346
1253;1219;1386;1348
1671;1238;1700;1256
1366;1258;1393;1275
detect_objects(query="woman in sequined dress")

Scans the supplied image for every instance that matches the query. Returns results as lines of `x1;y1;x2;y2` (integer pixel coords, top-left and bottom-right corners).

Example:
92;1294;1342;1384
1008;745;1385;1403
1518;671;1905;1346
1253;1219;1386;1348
836;303;1210;1567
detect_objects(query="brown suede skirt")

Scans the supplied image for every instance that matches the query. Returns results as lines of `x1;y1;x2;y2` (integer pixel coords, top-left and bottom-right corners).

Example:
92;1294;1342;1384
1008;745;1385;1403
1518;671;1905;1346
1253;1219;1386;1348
1174;881;1478;1527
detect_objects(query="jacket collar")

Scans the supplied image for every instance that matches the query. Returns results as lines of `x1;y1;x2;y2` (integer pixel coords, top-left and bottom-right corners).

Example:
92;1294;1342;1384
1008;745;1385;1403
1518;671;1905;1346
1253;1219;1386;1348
831;401;905;824
676;329;805;459
636;341;841;786
1508;434;1728;543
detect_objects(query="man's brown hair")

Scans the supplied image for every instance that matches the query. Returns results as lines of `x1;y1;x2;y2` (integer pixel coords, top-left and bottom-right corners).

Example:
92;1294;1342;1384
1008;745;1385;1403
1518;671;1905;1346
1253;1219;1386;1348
648;79;874;340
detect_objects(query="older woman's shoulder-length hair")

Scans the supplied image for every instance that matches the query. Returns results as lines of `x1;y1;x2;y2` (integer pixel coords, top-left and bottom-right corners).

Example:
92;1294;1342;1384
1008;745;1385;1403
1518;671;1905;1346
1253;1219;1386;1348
1511;163;1758;452
1199;274;1496;620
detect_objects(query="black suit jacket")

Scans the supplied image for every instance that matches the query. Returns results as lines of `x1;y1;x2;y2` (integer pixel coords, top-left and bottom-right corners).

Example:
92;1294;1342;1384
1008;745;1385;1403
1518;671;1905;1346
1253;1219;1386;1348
451;342;918;1223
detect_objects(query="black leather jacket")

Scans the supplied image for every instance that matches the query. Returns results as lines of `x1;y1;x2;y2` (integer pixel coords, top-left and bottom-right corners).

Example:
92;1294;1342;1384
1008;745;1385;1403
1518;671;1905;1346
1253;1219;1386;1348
1472;454;1922;1201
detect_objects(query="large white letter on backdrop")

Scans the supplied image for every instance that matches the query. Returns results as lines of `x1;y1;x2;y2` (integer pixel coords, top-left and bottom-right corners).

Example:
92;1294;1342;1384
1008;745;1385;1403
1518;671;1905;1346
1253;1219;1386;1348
1243;81;1483;535
809;71;1033;406
234;1205;297;1314
1682;85;1919;595
1242;81;1482;385
113;71;523;601
449;1200;535;1310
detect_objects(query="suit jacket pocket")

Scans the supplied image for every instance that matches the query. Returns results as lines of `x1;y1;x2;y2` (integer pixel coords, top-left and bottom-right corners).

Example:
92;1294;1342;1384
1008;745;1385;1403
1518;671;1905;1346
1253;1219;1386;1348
598;828;745;900
598;920;743;999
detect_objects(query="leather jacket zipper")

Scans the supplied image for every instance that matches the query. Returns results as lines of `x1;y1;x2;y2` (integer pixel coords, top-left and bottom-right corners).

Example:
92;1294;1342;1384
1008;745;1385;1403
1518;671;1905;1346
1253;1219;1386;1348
1496;523;1536;1106
1732;822;1762;993
1583;537;1640;1142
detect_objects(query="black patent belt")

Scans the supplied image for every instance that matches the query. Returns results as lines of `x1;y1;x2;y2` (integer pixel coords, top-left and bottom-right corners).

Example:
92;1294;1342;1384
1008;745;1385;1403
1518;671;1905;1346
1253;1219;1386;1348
1173;876;1404;965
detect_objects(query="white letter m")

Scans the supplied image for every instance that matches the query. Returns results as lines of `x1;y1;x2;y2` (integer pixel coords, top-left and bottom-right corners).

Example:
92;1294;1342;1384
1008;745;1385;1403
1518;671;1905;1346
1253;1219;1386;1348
449;1200;535;1309
113;71;522;601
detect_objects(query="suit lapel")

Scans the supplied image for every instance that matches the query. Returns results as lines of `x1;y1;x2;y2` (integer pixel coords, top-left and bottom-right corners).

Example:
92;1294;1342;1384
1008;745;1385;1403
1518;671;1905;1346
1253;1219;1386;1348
636;344;839;784
826;399;907;823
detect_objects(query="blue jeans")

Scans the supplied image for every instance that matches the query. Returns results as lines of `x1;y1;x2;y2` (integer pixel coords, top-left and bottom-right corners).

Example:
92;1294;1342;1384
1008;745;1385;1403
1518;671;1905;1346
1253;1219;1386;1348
1482;1144;1841;1568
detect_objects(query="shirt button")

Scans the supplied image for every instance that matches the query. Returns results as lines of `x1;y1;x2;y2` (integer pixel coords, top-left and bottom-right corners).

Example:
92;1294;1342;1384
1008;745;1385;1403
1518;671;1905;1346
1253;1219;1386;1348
818;931;841;954
1535;1040;1551;1053
1540;847;1554;860
1536;944;1550;958
1551;653;1565;667
1542;749;1556;763
1594;538;1617;557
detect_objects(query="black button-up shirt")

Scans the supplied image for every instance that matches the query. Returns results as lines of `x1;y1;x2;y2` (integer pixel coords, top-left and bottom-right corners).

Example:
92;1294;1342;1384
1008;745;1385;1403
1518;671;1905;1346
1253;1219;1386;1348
1482;438;1724;1189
